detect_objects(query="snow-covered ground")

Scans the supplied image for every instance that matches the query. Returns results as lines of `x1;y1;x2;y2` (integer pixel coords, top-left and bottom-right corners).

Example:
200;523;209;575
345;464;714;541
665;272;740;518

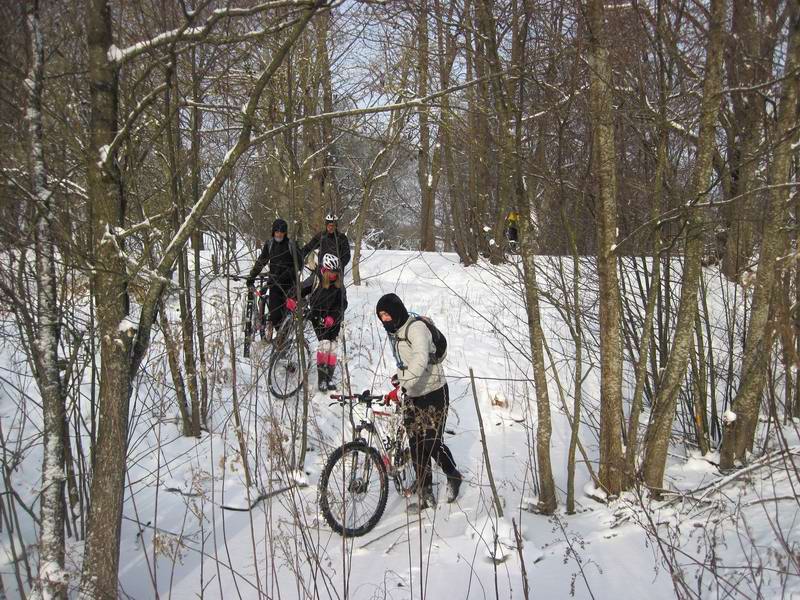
1;249;798;599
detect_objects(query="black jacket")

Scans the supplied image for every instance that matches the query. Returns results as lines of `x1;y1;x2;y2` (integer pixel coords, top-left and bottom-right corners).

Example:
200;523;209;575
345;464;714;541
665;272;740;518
309;284;347;327
302;230;351;269
249;238;301;287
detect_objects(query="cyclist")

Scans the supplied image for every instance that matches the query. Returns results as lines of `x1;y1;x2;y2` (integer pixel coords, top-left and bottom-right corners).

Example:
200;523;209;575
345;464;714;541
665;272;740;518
287;253;347;391
246;218;301;343
301;213;351;273
376;293;463;511
505;211;519;248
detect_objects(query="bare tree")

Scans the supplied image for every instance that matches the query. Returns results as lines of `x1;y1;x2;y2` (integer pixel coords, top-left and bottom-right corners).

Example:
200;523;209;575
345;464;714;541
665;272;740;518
642;0;726;493
586;0;625;496
720;5;800;468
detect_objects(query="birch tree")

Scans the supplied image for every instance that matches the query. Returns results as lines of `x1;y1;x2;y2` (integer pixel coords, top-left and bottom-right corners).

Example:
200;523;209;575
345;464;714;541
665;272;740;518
25;1;67;597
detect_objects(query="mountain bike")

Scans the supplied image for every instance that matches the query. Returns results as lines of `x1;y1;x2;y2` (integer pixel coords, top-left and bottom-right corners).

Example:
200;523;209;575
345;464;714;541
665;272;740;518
233;274;269;358
267;298;314;399
319;390;416;537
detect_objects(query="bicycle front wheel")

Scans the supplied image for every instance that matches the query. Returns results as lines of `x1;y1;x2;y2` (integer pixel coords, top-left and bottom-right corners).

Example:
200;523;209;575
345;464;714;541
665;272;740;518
319;441;389;537
392;426;416;497
268;323;310;398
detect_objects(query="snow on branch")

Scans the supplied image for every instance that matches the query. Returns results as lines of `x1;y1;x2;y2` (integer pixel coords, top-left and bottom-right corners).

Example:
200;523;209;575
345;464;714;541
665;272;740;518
101;83;168;172
108;0;318;66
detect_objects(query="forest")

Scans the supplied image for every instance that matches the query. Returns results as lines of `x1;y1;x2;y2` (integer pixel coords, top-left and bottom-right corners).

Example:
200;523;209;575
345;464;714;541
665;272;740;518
0;0;798;598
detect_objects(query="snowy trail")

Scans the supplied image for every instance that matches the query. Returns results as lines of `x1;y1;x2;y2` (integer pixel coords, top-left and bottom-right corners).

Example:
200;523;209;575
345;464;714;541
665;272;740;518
2;249;797;599
105;249;681;600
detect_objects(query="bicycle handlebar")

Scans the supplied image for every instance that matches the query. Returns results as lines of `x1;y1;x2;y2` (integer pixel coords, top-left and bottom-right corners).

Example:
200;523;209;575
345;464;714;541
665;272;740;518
229;274;270;284
330;390;386;404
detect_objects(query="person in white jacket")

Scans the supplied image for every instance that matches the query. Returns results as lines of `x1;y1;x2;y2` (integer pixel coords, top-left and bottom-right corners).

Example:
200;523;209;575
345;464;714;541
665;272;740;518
377;293;463;510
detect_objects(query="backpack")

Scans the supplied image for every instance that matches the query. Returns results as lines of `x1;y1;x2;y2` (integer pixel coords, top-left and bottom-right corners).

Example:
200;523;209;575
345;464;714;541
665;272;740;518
408;313;447;364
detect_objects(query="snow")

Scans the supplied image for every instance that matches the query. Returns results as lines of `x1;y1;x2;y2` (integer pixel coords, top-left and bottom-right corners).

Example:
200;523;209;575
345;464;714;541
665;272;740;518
722;409;737;423
583;481;608;501
118;317;137;334
106;44;123;62
1;250;798;599
98;144;110;166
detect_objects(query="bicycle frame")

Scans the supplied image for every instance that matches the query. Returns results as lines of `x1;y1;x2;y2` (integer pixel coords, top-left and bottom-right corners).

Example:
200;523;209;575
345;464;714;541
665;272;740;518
332;393;407;477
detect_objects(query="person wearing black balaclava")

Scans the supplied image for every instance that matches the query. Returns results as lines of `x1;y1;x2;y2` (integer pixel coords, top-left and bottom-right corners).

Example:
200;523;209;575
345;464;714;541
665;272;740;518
376;293;463;511
246;218;301;342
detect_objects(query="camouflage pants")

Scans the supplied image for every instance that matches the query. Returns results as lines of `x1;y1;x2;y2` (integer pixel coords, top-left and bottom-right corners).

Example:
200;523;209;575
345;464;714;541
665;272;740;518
403;384;459;493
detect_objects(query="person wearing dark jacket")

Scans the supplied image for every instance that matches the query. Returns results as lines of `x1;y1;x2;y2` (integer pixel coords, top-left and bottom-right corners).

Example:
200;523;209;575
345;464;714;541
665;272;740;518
376;293;463;511
287;253;347;391
301;213;351;272
246;218;301;342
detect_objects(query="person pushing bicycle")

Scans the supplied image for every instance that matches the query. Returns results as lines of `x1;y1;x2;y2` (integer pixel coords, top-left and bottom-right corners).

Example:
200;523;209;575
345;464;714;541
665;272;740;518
286;253;347;391
246;218;302;343
376;293;463;511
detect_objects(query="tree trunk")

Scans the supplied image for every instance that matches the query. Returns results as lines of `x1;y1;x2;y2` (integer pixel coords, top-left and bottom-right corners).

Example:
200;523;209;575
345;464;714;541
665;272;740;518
79;0;134;595
720;7;800;467
79;5;320;596
164;60;201;437
720;0;776;281
510;0;555;512
586;0;625;496
27;2;67;596
641;0;726;492
191;47;210;426
475;0;514;264
418;0;436;251
316;10;338;217
159;305;193;436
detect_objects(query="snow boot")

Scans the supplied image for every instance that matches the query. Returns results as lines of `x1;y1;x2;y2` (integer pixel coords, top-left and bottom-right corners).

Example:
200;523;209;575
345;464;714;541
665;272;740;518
408;486;436;513
446;471;463;503
317;365;328;392
326;365;337;391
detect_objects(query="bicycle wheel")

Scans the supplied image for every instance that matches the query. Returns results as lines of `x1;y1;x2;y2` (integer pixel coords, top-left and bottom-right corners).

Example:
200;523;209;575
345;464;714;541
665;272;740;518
392;426;416;497
267;320;310;398
319;441;389;537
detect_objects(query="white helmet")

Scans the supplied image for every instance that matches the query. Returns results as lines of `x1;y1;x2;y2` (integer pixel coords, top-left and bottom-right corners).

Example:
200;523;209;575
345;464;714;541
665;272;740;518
321;253;340;271
324;212;338;223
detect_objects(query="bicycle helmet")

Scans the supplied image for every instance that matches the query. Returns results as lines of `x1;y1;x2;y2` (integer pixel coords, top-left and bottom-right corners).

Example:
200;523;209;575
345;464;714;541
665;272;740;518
324;213;338;224
321;253;340;271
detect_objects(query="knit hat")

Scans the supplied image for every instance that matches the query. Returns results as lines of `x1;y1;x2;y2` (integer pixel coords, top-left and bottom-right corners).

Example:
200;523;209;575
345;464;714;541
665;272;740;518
272;218;288;234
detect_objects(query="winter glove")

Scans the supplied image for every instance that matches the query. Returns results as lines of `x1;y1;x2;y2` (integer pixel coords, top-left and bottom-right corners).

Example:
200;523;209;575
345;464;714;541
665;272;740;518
286;297;298;312
323;315;335;328
384;387;400;405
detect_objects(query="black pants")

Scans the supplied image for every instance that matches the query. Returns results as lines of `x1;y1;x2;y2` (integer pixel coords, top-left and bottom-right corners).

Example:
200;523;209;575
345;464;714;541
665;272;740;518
404;384;459;492
260;281;291;326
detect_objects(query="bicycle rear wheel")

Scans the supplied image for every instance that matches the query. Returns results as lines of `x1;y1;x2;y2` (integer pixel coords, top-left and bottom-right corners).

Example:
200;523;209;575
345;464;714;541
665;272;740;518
392;426;416;497
319;441;388;537
267;319;310;398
